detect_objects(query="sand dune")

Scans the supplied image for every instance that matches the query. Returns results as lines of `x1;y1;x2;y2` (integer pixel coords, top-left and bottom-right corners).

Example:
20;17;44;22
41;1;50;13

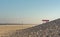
0;25;34;35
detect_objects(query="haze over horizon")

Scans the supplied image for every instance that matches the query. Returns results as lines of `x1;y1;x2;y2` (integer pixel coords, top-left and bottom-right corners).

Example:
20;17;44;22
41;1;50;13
0;0;60;24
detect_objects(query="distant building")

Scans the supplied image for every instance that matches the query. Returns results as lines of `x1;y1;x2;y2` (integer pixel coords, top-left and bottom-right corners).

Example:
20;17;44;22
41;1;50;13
42;20;49;23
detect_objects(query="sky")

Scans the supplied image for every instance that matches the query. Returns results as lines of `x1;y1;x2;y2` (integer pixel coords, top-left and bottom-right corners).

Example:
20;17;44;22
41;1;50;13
0;0;60;24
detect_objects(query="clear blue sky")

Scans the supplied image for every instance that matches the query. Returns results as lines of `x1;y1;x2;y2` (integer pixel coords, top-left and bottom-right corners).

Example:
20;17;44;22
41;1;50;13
0;0;60;24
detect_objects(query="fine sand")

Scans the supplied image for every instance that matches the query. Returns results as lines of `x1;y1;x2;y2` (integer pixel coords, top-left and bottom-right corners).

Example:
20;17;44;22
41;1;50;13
0;25;35;35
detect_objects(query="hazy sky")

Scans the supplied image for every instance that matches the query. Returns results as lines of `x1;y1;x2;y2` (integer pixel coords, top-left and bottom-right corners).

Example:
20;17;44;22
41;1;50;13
0;0;60;24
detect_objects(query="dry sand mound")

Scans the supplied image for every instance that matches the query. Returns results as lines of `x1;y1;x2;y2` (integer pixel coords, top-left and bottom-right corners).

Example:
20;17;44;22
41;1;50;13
0;25;34;37
1;18;60;37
